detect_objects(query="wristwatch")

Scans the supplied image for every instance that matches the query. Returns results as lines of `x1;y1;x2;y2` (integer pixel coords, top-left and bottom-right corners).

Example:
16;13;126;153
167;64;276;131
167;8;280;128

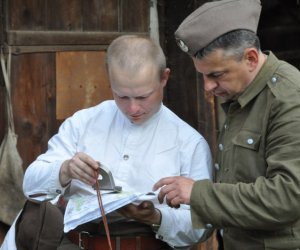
151;208;162;232
151;223;161;232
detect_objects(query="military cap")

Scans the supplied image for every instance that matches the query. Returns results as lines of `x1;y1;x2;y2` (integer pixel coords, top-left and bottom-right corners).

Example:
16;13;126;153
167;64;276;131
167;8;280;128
175;0;262;56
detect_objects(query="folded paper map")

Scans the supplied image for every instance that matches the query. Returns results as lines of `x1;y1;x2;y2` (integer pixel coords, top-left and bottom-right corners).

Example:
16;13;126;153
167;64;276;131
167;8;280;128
63;166;159;232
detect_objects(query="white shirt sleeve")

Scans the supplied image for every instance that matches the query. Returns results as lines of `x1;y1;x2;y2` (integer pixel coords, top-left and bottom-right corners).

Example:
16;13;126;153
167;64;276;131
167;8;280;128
154;135;213;248
23;113;80;201
0;212;21;250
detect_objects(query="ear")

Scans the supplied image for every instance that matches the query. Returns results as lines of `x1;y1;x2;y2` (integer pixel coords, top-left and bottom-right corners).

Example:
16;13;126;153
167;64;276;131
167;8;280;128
160;68;170;87
244;48;259;72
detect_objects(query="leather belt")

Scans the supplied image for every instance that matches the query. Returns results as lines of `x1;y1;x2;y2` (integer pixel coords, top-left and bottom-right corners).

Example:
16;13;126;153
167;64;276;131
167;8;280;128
68;230;172;250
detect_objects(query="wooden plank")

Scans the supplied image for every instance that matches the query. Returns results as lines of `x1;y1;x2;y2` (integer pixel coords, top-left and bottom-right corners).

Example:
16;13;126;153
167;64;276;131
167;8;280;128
162;0;199;129
43;52;58;140
8;0;151;32
8;0;45;30
46;0;82;31
0;1;6;166
196;82;218;159
11;53;56;170
56;51;113;120
121;0;149;32
0;85;5;143
8;45;109;54
161;0;218;149
161;3;219;249
7;30;148;46
0;0;4;45
0;0;5;141
82;0;118;31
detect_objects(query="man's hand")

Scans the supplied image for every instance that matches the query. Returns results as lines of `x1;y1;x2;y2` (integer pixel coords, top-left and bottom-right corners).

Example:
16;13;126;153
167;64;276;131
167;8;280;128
153;176;195;208
59;152;100;186
117;201;161;225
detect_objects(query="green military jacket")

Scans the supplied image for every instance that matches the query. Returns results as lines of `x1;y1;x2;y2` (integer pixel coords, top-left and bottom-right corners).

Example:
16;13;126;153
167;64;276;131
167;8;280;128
191;52;300;250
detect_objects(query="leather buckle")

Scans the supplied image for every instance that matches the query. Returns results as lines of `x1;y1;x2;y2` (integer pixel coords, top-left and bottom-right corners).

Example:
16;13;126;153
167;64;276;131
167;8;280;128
78;231;90;250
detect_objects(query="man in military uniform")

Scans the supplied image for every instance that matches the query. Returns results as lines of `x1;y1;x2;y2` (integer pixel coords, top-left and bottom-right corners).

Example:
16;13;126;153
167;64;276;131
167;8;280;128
154;0;300;249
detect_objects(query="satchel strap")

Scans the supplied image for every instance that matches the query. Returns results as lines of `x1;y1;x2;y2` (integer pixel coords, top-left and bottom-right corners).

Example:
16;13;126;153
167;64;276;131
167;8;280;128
0;46;15;132
94;171;112;250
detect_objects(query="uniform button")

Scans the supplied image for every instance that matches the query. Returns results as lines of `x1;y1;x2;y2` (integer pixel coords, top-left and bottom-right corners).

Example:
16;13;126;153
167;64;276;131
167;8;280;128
271;76;277;83
224;124;228;129
205;223;213;229
123;154;129;160
218;144;224;151
214;163;220;171
247;138;254;145
56;189;62;194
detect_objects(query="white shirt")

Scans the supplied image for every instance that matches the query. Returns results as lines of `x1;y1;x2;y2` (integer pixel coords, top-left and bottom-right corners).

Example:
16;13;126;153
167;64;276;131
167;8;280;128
20;100;212;248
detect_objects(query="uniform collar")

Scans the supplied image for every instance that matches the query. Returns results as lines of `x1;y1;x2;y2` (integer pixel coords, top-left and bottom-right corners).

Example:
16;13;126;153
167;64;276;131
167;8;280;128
221;51;280;113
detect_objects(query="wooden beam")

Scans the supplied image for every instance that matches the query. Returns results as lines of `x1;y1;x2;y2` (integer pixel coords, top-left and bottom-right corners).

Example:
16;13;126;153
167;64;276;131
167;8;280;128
7;45;108;54
7;30;148;46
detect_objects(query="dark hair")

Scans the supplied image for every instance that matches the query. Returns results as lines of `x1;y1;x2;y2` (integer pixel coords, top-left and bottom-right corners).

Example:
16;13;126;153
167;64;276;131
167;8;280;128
195;30;261;60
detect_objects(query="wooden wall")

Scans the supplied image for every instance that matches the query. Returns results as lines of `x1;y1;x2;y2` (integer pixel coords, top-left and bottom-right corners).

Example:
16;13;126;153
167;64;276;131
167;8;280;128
1;0;150;168
1;0;219;180
158;0;219;160
159;0;300;156
0;0;219;249
258;0;300;68
157;1;300;249
3;0;299;249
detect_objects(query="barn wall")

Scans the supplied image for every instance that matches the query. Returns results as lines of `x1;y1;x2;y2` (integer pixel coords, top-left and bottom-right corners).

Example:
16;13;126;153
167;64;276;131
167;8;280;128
0;1;219;249
2;1;299;249
1;0;150;168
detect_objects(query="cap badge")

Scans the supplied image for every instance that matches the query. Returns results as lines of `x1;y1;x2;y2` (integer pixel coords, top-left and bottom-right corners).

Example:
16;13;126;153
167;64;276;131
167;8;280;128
177;39;189;53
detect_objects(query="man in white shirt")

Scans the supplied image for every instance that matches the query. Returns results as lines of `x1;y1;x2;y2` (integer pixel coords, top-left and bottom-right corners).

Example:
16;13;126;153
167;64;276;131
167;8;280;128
1;35;212;250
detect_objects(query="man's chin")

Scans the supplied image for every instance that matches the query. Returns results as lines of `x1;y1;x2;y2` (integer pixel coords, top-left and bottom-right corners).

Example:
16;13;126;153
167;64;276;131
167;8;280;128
215;91;227;98
129;116;145;125
215;93;232;102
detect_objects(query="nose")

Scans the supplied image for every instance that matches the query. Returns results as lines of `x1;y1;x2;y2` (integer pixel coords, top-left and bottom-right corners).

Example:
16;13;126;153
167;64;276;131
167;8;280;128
127;99;140;114
203;76;217;92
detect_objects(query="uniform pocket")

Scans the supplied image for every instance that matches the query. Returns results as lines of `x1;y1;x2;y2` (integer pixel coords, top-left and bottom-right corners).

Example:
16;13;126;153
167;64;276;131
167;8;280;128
232;130;261;151
231;130;264;182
